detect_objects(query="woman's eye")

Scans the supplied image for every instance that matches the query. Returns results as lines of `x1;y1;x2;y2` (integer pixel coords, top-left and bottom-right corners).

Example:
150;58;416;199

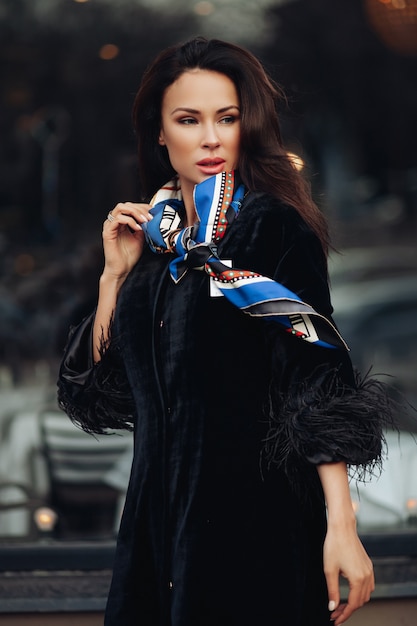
178;117;197;125
219;115;238;124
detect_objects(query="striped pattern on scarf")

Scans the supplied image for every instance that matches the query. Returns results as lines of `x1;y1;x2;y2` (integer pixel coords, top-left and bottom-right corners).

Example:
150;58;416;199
142;171;348;351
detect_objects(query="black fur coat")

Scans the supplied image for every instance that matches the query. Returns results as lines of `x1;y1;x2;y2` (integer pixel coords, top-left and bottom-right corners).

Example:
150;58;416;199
58;192;388;626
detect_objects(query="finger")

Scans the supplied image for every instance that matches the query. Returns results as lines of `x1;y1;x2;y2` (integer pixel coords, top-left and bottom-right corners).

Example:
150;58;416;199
330;602;346;623
334;602;355;626
114;202;152;224
333;583;372;626
104;203;151;231
348;565;375;605
102;218;141;239
104;211;145;236
325;570;340;617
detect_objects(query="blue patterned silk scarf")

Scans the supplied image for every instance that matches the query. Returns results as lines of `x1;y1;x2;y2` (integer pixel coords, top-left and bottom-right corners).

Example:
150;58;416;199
142;171;347;351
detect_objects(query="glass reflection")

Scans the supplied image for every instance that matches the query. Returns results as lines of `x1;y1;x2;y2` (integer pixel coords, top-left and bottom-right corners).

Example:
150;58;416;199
1;0;417;544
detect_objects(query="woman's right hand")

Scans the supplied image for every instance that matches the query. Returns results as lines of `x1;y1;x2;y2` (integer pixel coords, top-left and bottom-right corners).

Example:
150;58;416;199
101;202;152;281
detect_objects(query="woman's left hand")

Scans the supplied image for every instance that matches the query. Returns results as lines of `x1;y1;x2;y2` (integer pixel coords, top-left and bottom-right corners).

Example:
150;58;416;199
323;521;374;625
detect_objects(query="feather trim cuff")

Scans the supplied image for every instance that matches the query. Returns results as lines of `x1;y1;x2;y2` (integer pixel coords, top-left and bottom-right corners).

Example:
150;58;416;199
262;367;398;481
57;313;135;434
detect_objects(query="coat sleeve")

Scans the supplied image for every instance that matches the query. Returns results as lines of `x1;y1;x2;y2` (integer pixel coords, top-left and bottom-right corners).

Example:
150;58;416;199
57;312;135;434
261;211;395;481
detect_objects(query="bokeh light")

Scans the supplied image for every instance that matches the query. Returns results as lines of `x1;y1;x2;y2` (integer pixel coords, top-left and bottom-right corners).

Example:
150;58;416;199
99;44;120;61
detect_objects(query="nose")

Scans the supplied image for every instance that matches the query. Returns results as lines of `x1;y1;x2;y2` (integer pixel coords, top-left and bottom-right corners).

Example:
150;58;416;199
202;123;220;149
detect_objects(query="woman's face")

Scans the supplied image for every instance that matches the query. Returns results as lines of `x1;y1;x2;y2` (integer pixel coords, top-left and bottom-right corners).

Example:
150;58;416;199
159;69;241;202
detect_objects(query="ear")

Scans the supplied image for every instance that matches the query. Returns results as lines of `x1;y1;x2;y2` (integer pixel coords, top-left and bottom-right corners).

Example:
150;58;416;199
158;131;165;146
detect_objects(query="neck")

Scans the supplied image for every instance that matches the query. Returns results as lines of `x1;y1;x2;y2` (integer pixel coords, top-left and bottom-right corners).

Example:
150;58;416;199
179;181;197;227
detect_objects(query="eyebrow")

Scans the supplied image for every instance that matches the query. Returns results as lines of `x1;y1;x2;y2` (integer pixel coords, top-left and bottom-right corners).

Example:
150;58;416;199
170;105;240;115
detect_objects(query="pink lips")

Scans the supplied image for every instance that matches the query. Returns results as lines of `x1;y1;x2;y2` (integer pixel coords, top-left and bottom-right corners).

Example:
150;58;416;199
196;158;226;175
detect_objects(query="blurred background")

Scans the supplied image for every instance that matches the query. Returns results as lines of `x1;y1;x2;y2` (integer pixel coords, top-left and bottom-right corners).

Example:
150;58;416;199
0;0;417;542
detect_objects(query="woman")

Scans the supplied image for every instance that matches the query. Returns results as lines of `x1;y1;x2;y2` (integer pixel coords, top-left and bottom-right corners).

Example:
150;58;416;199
58;37;390;626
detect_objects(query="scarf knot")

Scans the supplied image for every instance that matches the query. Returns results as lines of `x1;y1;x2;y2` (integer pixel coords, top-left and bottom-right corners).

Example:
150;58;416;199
182;242;219;269
142;171;348;351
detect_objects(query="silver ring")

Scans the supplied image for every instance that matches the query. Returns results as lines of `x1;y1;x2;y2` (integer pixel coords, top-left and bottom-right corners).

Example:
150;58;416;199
107;212;115;222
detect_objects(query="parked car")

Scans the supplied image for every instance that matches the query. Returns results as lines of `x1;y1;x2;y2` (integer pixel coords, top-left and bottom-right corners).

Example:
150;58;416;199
330;247;417;528
330;251;417;432
329;245;417;288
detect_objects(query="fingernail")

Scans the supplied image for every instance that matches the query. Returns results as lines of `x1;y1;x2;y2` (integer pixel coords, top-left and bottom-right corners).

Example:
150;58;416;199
328;600;337;611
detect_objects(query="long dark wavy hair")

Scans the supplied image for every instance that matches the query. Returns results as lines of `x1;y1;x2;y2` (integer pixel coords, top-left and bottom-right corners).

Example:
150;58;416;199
132;37;329;254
